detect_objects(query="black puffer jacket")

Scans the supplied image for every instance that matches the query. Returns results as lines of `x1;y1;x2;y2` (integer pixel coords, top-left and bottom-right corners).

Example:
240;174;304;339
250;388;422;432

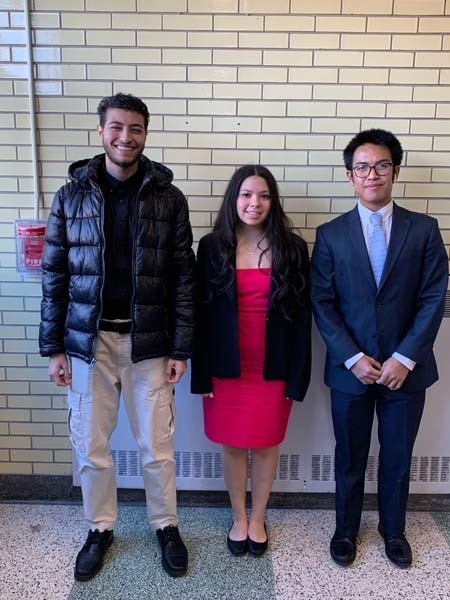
39;154;195;364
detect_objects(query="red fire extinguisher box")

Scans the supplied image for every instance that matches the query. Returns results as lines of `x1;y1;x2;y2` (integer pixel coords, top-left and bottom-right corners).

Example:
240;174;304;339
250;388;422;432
15;219;47;274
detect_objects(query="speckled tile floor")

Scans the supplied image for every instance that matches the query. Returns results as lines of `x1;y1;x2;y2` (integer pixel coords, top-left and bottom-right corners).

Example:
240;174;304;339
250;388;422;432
0;503;85;600
269;510;450;600
0;504;449;600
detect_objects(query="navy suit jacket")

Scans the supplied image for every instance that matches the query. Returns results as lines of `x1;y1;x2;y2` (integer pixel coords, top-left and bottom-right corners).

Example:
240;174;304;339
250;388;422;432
311;203;448;395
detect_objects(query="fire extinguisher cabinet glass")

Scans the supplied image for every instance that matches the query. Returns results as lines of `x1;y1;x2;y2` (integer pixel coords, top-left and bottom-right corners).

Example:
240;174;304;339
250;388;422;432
15;219;47;275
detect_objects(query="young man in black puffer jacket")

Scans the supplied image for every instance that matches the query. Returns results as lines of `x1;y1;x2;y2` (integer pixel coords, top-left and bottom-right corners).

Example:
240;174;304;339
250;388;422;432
39;93;195;581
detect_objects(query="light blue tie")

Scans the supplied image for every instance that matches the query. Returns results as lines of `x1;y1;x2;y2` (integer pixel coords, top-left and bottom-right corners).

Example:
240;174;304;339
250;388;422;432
369;212;387;286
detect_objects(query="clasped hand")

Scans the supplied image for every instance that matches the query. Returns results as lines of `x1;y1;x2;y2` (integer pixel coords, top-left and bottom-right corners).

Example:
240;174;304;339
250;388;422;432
351;355;408;390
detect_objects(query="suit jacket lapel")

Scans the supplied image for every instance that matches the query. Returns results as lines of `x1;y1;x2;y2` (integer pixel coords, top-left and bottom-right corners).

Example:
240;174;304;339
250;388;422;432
378;203;411;291
347;206;377;291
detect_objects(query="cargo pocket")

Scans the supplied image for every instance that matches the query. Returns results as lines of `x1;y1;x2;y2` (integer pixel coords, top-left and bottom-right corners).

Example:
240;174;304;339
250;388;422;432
168;391;176;437
67;390;86;455
148;384;176;455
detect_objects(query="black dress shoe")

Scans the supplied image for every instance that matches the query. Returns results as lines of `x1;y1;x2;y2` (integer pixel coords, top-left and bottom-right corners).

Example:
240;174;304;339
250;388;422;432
378;524;412;568
247;524;268;557
227;531;248;556
330;534;356;567
74;529;114;581
156;525;188;577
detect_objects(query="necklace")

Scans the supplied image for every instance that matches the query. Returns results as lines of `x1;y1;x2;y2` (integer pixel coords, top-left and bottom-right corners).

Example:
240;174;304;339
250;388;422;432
242;234;267;255
244;244;258;255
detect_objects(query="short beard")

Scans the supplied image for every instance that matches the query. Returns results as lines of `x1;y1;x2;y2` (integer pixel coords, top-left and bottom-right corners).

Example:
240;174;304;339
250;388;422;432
104;145;142;170
111;157;138;169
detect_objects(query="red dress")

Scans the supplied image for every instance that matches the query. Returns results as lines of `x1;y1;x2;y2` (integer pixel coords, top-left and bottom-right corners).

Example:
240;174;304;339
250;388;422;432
203;268;293;448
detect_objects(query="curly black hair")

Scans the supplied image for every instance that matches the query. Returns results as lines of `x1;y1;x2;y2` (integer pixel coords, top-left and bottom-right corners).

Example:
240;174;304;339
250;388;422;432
97;92;149;130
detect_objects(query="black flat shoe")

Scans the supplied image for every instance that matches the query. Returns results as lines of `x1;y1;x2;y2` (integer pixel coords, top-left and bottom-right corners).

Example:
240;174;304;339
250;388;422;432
227;532;248;556
74;529;114;581
156;525;188;577
330;533;356;567
378;524;412;568
247;524;268;557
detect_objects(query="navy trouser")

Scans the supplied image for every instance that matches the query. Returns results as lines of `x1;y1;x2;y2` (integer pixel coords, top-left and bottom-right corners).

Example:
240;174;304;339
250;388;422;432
331;385;425;538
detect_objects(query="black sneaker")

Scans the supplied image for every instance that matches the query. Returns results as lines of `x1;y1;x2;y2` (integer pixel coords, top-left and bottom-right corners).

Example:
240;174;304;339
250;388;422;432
74;529;114;582
156;525;188;577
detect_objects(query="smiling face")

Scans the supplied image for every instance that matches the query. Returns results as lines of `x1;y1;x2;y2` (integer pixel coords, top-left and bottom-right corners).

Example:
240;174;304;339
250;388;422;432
347;143;400;211
236;175;271;231
97;108;147;180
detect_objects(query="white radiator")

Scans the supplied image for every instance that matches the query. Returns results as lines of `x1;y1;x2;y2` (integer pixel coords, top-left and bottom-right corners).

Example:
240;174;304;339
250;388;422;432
73;279;450;493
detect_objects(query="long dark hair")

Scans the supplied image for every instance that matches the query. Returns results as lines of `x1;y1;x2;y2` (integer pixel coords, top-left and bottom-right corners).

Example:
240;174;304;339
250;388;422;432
211;165;307;316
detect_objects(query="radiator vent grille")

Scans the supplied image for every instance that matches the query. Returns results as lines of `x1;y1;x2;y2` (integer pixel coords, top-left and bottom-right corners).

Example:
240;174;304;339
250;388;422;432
311;455;450;483
366;456;378;482
276;453;301;480
410;456;450;483
111;450;142;477
111;450;450;483
174;451;224;479
443;290;450;318
111;450;303;481
312;454;334;481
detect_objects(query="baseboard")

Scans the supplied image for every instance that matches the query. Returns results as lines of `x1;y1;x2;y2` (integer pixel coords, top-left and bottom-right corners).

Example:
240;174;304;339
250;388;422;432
1;474;449;511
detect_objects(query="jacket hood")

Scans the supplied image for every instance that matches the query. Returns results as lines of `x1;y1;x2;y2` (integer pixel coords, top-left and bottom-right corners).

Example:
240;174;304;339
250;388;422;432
68;154;174;191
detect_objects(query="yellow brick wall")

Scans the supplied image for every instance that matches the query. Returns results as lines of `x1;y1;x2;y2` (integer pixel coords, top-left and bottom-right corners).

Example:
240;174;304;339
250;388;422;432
0;0;449;475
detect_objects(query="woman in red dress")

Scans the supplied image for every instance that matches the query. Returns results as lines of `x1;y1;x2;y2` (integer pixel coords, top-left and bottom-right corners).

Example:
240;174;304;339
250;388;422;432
191;165;311;556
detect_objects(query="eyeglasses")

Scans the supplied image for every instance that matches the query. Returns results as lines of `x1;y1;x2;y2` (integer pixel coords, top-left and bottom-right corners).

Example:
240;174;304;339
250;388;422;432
351;161;393;178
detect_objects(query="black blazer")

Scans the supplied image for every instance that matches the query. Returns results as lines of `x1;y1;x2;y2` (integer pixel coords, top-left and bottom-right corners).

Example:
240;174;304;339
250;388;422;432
190;232;311;402
311;203;448;394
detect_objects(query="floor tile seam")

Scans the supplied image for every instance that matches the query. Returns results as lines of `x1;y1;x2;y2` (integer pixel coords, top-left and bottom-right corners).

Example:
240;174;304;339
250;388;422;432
264;515;279;600
431;511;450;549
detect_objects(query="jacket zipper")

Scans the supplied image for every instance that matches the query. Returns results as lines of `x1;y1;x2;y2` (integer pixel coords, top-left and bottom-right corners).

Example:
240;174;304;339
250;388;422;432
90;181;106;365
129;175;150;362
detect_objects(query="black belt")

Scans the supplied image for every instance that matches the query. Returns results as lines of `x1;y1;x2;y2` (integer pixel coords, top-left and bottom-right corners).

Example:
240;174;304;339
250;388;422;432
99;320;132;334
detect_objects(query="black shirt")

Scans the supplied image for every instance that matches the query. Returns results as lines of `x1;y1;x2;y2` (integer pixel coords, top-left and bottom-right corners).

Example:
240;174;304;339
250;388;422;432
99;163;144;320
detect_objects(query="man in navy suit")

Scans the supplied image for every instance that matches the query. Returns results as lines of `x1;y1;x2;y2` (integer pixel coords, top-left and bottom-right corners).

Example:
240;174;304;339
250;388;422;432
311;129;448;568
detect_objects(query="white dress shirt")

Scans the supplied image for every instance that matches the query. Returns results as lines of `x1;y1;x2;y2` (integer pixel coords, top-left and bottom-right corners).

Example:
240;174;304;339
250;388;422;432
344;200;416;372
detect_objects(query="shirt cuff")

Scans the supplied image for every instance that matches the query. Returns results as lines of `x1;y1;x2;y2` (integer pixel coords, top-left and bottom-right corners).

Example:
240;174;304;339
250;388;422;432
345;352;364;370
392;352;416;371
